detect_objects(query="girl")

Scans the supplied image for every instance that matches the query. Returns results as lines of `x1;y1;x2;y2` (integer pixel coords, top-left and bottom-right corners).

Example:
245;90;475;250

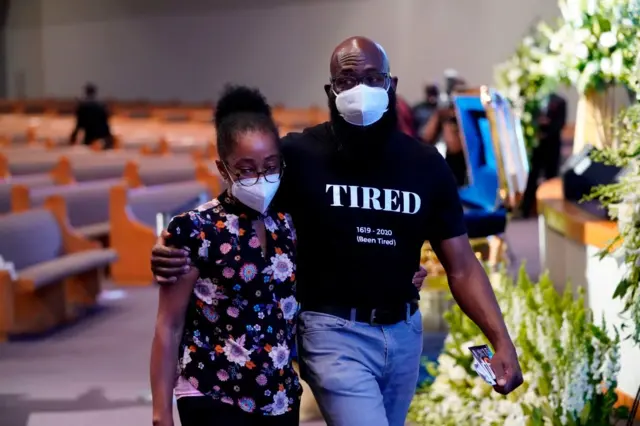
150;86;300;426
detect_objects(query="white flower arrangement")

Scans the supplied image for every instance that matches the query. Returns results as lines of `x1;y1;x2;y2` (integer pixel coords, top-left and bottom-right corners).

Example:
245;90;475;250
587;104;640;345
408;267;627;425
494;23;557;153
545;0;640;94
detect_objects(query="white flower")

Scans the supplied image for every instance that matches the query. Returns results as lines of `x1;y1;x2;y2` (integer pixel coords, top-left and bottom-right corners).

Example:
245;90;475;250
278;295;298;320
225;214;240;236
198;238;210;258
264;253;294;282
599;31;618;49
263;216;278;233
180;346;192;369
222;334;253;365
575;43;590;60
507;68;523;83
607;49;622;78
262;390;290;415
268;342;290;369
449;365;468;383
540;56;560;77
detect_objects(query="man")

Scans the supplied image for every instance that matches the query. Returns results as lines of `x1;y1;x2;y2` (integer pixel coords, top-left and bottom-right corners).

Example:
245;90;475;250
69;83;113;149
151;37;522;426
521;92;567;217
412;84;439;137
421;80;469;187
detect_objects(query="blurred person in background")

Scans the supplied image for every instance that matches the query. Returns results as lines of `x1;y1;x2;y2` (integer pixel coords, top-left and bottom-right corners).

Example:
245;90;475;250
420;79;469;187
412;84;440;137
69;83;113;149
520;92;567;217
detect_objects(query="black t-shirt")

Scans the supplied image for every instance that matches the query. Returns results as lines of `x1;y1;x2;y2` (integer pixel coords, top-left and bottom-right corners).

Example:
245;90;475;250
275;123;467;308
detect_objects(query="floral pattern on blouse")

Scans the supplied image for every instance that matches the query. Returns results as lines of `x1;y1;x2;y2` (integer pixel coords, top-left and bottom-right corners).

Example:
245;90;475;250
167;191;301;416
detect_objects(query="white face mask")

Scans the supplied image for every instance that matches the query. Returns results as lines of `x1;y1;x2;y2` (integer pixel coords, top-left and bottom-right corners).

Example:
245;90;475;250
335;84;389;126
230;175;280;214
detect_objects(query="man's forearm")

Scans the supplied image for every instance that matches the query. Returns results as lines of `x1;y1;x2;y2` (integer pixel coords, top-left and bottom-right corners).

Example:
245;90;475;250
448;261;513;351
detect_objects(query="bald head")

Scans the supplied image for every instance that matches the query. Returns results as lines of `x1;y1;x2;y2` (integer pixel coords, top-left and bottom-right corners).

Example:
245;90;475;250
330;36;390;77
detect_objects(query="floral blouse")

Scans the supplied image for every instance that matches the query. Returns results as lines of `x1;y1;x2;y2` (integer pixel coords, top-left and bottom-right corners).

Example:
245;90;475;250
167;191;301;416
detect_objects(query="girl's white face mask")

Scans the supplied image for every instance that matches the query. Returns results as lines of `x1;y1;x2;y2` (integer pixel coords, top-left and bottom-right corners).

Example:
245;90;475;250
230;176;280;214
334;84;389;127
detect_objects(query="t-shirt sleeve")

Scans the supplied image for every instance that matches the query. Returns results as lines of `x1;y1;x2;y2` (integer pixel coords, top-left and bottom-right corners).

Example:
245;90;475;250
427;153;467;242
166;211;207;270
271;134;297;212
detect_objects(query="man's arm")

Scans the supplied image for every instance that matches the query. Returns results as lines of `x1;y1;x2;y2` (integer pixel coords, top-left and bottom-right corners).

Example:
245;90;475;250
426;152;522;394
431;237;511;351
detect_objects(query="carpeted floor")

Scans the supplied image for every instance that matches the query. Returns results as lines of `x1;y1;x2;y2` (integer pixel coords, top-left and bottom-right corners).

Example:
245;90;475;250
0;219;541;426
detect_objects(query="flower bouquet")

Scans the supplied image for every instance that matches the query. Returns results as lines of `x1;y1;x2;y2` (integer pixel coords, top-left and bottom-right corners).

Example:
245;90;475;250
586;104;640;345
408;266;627;425
546;0;640;94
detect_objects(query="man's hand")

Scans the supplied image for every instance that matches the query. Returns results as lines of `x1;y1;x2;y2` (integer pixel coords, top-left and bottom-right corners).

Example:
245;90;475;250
412;266;428;290
490;344;523;395
151;230;190;284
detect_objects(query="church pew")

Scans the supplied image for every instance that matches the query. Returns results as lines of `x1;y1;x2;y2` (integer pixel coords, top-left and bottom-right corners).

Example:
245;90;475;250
0;146;93;177
0;204;117;339
123;156;196;187
49;152;137;184
0;173;56;214
10;179;122;240
109;181;211;286
195;161;227;194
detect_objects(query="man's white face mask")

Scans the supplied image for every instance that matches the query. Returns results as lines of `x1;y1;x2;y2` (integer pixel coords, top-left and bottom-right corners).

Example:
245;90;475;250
334;84;389;127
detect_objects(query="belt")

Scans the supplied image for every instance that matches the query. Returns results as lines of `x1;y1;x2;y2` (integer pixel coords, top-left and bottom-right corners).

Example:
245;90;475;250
301;301;419;326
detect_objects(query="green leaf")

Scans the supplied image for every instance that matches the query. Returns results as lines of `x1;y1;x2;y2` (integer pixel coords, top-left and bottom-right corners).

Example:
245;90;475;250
579;400;591;424
614;405;630;420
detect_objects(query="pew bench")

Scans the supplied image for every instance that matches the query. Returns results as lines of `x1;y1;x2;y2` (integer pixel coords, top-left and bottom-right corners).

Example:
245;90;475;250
10;179;122;241
50;153;135;184
110;181;211;286
0;206;117;339
0;173;55;214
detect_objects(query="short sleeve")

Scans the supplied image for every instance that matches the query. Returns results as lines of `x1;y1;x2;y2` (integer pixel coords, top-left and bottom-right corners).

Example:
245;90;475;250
427;154;467;242
271;134;297;212
166;212;207;270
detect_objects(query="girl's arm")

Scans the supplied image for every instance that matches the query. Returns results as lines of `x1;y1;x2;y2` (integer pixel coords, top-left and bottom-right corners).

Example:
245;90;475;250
150;268;199;426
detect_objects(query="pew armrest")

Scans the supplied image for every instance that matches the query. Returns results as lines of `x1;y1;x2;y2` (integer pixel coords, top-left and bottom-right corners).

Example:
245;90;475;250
44;195;101;253
0;271;15;337
50;156;74;185
195;162;222;196
123;160;143;187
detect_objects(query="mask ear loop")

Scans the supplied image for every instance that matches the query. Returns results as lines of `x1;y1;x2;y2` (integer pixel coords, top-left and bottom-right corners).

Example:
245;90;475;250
221;162;237;185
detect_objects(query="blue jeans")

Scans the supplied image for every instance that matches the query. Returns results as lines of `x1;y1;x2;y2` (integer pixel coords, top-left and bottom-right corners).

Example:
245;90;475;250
297;310;423;426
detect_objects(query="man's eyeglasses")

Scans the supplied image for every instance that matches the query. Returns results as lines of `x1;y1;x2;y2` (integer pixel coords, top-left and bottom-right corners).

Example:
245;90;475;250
330;73;390;94
224;161;286;187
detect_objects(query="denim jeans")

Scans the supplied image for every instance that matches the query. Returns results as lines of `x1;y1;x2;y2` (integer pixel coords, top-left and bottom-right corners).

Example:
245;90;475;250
297;309;423;426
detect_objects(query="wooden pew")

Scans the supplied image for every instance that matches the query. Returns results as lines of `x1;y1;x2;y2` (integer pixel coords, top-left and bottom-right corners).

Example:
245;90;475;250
124;156;223;196
0;205;117;340
0;173;56;214
0;146;91;178
49;152;134;184
11;179;122;240
109;181;211;286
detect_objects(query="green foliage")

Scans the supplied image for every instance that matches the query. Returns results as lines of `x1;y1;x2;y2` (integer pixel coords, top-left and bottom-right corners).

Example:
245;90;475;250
586;104;640;345
408;266;623;426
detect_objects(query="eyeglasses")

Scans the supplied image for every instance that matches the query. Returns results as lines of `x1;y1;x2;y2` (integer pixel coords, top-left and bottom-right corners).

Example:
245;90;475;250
330;73;391;94
224;161;286;187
